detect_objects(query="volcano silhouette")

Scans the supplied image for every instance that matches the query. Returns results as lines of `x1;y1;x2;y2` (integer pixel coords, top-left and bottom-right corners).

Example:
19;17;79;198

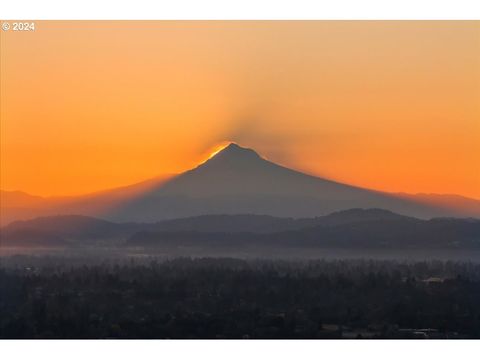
102;143;461;222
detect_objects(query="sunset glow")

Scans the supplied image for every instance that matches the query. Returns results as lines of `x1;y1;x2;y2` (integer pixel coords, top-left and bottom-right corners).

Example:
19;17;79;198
1;21;479;198
208;142;232;160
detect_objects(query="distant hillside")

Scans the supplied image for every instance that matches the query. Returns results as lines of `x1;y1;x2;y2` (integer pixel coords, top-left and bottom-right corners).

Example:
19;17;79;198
2;209;477;249
0;209;411;245
126;217;480;250
141;209;411;233
1;215;141;246
0;191;46;208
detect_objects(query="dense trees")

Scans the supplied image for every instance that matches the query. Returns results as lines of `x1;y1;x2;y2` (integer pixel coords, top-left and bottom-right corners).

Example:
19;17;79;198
1;257;480;339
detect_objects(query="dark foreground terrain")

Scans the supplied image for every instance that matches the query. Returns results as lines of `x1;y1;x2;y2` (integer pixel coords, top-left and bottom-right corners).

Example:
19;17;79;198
1;257;480;339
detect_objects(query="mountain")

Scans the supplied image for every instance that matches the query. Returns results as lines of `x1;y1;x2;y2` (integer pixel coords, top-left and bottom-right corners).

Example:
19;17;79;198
1;143;479;224
104;143;480;221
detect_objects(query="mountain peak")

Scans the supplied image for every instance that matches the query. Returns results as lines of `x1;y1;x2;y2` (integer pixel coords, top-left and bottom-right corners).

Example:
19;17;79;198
209;142;261;161
191;142;266;173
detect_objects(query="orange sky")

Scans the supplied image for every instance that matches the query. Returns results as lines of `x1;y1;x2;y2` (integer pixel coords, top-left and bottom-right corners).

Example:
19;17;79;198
1;21;479;198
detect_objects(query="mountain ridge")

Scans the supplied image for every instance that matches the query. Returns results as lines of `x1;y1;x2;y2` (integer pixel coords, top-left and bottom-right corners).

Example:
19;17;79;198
2;209;479;249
